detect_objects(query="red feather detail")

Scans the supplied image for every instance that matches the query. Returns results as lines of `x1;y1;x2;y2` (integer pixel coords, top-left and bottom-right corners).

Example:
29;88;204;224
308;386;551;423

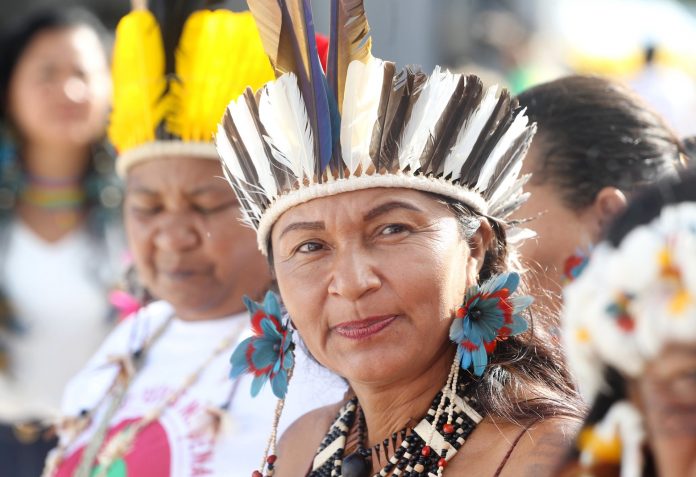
460;340;479;351
484;340;497;353
315;33;329;72
250;310;283;336
489;289;513;324
617;315;635;332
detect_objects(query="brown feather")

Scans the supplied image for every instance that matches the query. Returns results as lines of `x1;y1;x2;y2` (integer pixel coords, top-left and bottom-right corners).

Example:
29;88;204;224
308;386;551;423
426;75;484;178
379;66;427;171
460;91;514;187
284;0;310;75
331;0;372;110
368;61;396;169
242;88;295;191
222;110;269;210
419;75;466;175
247;0;296;76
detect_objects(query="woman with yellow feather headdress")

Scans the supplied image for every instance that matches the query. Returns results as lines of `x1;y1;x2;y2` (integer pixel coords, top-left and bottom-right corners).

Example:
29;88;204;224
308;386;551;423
42;1;346;476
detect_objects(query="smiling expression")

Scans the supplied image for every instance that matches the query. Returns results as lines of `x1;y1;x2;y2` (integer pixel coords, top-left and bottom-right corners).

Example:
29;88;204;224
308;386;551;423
271;188;485;385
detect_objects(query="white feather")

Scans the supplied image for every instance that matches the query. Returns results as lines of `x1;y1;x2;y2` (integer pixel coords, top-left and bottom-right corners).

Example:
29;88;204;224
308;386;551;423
221;164;261;224
215;122;244;180
443;85;499;181
475;109;529;191
398;67;460;172
488;162;525;210
228;99;277;197
340;58;385;175
258;73;315;182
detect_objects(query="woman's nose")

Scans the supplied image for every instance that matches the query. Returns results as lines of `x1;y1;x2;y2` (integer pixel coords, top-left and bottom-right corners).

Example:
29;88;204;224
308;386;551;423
327;249;381;300
154;218;200;252
62;76;89;103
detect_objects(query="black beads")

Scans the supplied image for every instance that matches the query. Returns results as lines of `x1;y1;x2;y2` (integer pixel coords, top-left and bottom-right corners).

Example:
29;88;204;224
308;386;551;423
341;452;371;477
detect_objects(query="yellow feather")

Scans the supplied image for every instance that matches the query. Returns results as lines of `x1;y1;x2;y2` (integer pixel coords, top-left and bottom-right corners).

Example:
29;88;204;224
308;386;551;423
108;10;167;153
168;11;274;142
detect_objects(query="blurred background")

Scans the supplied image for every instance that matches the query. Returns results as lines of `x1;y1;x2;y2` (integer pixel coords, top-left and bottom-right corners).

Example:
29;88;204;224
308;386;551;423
1;0;695;132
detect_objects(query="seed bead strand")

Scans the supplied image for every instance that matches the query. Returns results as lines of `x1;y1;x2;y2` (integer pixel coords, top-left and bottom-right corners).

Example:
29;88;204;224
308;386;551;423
251;367;295;477
92;327;243;476
45;315;174;477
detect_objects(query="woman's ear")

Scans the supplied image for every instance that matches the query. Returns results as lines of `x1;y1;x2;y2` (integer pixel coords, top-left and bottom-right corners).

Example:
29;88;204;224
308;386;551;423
466;218;494;282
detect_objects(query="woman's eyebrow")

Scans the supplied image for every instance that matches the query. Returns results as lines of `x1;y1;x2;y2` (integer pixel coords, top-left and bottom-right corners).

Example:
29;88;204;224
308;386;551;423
278;221;325;239
363;201;423;221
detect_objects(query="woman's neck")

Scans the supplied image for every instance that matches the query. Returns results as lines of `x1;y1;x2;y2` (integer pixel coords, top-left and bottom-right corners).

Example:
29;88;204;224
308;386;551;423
15;142;91;242
352;343;456;447
21;142;91;180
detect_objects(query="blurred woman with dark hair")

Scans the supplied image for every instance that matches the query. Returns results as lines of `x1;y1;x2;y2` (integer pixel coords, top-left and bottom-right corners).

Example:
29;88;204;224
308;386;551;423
559;170;696;477
0;7;123;476
514;76;688;313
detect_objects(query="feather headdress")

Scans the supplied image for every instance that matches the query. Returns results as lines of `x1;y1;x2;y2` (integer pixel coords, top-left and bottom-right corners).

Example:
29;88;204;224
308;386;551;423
109;0;274;176
216;0;536;255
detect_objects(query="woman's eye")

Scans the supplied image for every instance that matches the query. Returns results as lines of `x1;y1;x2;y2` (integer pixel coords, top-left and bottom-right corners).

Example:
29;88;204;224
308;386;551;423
131;205;162;216
297;242;324;253
194;201;236;215
380;224;407;235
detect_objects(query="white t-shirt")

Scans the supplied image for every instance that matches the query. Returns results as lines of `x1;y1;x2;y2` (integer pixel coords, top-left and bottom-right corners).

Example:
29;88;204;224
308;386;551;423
0;221;114;421
51;300;347;477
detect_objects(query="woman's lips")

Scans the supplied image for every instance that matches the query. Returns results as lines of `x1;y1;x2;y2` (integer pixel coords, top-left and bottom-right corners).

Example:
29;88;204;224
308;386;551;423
333;315;398;340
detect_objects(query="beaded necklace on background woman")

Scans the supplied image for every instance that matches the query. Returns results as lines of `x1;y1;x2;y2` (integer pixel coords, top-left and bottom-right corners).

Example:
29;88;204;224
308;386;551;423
0;8;123;477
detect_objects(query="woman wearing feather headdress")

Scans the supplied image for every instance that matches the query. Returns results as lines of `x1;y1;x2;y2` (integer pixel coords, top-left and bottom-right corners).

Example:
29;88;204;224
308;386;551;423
219;1;582;476
42;2;345;477
558;170;696;477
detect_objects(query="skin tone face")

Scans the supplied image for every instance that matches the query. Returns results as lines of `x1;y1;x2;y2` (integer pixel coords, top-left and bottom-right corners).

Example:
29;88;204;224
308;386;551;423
271;188;577;477
124;157;271;321
635;344;696;477
271;187;484;389
8;25;111;150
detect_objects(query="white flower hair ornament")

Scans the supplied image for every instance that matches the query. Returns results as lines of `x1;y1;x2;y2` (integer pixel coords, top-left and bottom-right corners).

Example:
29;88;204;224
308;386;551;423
563;202;696;477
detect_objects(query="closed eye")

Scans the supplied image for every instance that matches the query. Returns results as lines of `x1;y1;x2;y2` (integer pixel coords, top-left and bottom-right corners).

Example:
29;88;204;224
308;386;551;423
130;205;162;216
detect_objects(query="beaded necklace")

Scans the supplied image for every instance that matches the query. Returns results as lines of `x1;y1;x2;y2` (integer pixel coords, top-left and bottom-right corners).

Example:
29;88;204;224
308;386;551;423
21;175;86;211
309;378;484;477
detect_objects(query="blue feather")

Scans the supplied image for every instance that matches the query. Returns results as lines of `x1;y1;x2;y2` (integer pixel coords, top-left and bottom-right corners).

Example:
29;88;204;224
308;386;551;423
327;0;340;97
302;0;333;174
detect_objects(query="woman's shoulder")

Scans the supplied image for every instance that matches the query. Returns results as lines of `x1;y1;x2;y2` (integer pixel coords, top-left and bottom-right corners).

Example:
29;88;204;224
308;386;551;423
452;415;579;477
497;417;579;477
274;400;347;477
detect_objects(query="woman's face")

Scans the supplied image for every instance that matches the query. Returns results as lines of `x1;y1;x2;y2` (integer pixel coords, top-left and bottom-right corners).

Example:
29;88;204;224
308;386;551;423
271;188;487;385
636;344;696;477
125;157;271;321
8;25;111;147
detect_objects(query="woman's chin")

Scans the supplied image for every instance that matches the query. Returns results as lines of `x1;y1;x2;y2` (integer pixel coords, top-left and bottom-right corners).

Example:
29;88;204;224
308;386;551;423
321;344;416;386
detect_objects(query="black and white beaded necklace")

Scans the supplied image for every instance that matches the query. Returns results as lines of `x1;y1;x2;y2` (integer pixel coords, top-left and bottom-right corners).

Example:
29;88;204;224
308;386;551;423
308;379;484;477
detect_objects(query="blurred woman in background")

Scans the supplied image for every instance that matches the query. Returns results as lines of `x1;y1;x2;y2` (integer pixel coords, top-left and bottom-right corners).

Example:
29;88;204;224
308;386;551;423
514;76;687;314
0;7;123;476
559;170;696;477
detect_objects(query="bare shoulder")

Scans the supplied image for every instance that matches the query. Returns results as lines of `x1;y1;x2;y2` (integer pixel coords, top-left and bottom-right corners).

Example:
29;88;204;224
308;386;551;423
497;417;580;477
274;401;346;477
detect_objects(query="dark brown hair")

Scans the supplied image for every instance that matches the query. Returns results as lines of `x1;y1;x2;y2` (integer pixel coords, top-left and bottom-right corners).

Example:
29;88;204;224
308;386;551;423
439;195;583;424
517;75;686;209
